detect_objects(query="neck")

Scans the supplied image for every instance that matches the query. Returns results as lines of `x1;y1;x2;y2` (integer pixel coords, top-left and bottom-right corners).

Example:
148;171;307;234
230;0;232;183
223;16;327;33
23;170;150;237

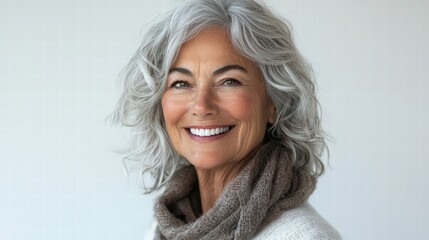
194;143;264;214
195;155;255;214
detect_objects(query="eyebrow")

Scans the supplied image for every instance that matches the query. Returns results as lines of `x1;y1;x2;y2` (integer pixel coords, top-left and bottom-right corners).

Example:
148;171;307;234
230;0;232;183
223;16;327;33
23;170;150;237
168;64;248;77
213;64;248;76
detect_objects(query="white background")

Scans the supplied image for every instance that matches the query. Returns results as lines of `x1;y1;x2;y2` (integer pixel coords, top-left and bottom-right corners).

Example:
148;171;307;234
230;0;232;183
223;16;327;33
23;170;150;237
1;0;428;239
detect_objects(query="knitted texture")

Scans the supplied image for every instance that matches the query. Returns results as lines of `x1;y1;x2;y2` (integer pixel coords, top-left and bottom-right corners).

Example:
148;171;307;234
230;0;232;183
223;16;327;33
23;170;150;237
154;142;317;240
252;203;342;240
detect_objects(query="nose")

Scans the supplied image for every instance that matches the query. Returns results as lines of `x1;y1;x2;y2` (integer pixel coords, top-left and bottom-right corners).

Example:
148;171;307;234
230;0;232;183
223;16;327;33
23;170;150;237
191;87;218;118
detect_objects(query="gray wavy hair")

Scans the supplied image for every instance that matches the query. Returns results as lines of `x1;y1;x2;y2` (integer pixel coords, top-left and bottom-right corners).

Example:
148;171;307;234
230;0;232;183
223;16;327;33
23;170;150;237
112;0;327;193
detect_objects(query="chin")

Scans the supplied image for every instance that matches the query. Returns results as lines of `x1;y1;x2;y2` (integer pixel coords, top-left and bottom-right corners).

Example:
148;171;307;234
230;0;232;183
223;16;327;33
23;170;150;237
187;156;233;171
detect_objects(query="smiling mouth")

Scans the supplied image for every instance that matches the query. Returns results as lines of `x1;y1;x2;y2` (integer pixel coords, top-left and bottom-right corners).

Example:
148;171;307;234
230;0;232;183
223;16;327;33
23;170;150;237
188;126;233;137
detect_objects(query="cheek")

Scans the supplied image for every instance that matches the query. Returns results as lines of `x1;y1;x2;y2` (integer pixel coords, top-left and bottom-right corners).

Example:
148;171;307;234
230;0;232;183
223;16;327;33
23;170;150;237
228;92;269;143
223;92;269;158
161;95;185;131
227;92;268;124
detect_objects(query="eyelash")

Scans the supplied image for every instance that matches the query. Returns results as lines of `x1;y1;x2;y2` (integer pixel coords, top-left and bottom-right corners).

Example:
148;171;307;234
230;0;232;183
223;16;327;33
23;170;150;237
169;78;242;89
222;78;241;86
170;80;190;89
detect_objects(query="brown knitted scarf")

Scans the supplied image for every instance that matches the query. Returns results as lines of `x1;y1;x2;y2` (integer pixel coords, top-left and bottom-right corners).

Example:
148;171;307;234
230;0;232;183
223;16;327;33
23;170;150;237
154;142;316;240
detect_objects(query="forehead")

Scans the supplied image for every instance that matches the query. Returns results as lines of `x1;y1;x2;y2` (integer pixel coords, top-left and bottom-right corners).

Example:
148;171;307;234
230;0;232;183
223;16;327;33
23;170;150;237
173;27;256;69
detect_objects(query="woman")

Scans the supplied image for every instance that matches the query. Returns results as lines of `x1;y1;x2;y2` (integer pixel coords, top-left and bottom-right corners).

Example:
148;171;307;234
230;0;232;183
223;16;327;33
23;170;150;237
113;0;341;239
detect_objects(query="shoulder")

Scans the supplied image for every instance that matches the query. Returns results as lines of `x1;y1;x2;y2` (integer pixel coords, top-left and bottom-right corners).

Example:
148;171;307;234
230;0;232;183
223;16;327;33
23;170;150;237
252;202;342;240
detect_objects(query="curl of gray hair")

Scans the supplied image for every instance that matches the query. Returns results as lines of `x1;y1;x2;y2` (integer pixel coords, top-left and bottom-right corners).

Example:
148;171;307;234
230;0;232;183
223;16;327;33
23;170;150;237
112;0;328;193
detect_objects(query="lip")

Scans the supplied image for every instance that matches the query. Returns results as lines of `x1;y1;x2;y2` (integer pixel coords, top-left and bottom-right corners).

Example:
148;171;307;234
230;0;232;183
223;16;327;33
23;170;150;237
185;125;235;142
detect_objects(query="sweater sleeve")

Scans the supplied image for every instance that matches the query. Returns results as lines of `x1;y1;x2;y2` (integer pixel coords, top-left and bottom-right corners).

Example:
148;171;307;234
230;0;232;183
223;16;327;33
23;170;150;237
252;203;342;240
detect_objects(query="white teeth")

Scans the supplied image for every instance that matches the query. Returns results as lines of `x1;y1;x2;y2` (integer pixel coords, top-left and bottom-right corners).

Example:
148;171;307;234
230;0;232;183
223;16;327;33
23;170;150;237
189;127;230;137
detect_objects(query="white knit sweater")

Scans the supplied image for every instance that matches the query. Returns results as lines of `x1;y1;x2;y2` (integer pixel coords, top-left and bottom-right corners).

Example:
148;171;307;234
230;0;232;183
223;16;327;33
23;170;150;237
251;203;341;240
144;202;341;240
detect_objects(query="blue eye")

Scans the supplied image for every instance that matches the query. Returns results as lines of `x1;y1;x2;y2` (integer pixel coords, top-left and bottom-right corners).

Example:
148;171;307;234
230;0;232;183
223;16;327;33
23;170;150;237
170;80;189;89
223;78;241;86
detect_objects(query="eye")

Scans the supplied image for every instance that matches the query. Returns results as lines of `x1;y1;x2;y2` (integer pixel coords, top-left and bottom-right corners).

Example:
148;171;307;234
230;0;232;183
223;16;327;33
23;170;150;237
222;78;241;86
170;80;190;89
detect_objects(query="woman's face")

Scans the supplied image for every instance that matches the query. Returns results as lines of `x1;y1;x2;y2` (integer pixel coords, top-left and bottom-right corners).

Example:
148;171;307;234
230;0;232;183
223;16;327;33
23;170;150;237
162;27;276;171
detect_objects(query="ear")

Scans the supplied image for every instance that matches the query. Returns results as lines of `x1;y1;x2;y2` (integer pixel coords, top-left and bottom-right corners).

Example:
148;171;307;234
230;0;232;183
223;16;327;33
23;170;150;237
267;99;277;124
